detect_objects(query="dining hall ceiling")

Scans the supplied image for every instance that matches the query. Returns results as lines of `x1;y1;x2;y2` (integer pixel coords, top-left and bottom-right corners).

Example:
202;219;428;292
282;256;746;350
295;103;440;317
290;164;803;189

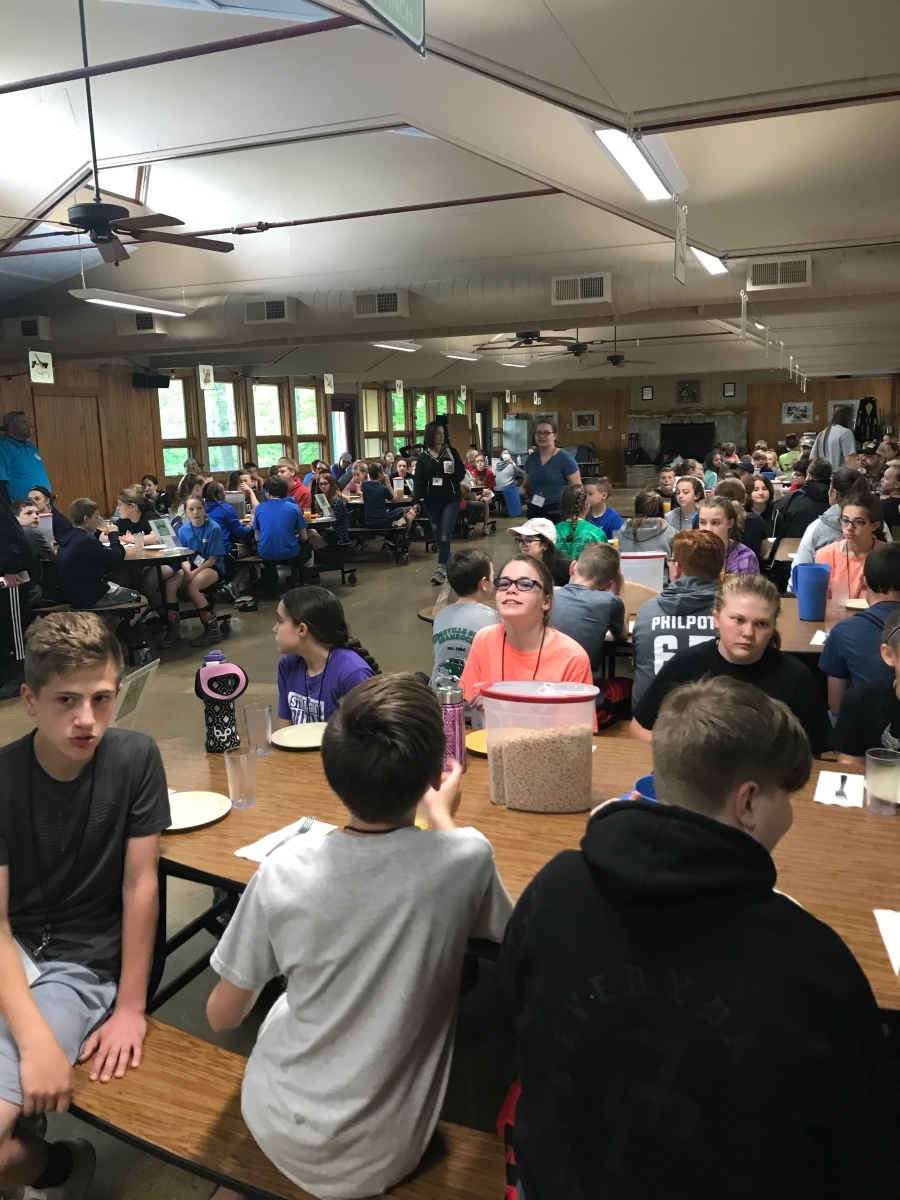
2;0;900;386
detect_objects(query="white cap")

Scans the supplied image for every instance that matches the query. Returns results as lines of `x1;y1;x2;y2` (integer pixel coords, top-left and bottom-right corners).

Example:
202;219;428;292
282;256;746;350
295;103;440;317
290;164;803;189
507;518;557;544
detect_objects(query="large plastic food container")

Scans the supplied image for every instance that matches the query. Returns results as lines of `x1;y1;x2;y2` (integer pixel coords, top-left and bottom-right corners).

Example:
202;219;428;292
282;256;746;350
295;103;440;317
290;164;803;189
476;680;598;813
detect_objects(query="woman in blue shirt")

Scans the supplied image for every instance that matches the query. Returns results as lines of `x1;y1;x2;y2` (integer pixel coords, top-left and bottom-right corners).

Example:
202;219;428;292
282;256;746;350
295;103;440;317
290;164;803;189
523;419;581;521
161;496;227;648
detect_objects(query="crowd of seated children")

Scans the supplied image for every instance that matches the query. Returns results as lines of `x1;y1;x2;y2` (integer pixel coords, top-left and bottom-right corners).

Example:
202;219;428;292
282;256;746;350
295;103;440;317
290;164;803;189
494;448;525;492
141;474;170;514
274;586;377;725
815;490;883;599
251;476;310;599
833;605;900;766
631;572;831;755
665;475;703;532
703;449;723;489
549;542;625;683
583;477;622;539
654;466;677;513
468;453;496;490
206;674;512;1200
430;549;498;688
506;518;572;587
630;529;724;705
391;458;415;496
0;613;169;1199
361;462;416;532
616;491;675;556
341;460;367;498
697;495;759;575
161;495;227;647
12;498;62;605
712;479;767;562
778;432;801;470
500;675;900;1200
172;472;205;517
794;467;870;564
820;542;900;714
554;484;608;561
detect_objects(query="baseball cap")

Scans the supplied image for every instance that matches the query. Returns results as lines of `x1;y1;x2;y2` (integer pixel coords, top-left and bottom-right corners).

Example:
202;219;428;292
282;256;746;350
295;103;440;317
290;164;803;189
0;411;26;429
507;518;557;544
861;440;881;455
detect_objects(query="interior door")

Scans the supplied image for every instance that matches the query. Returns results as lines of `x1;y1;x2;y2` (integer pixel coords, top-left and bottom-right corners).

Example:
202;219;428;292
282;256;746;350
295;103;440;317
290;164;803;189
32;394;106;513
594;390;630;485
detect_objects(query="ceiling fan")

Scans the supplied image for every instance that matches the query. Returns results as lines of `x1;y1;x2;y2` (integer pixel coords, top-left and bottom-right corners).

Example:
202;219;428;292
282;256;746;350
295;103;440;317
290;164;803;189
0;2;233;265
535;327;655;368
475;331;577;353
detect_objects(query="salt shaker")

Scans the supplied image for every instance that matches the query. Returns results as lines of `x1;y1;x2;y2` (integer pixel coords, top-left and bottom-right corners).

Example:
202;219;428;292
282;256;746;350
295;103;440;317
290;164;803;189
436;682;466;774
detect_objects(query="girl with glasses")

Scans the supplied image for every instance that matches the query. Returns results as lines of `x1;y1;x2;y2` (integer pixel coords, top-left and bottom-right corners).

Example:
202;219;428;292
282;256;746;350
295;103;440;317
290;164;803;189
507;518;572;587
460;555;593;715
815;492;884;599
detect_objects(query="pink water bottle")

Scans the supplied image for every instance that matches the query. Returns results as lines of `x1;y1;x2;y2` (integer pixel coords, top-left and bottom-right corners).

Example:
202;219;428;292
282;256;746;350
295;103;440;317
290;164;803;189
437;683;466;773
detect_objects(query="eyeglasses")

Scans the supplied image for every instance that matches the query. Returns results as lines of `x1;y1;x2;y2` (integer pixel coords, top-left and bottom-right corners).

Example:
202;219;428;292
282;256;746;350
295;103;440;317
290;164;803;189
495;576;541;592
514;536;539;548
840;516;871;529
535;429;553;436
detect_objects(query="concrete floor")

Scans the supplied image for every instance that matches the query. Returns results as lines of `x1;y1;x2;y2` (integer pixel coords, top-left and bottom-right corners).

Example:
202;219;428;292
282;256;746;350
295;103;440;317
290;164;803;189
0;496;637;1197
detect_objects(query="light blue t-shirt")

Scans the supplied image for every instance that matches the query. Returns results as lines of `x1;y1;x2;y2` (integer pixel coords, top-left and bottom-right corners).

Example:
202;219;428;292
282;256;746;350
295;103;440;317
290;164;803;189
524;449;579;508
177;518;226;576
0;436;50;500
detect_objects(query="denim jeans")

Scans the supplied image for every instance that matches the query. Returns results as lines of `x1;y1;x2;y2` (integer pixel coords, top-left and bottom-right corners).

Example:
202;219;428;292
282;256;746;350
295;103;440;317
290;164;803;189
423;499;460;566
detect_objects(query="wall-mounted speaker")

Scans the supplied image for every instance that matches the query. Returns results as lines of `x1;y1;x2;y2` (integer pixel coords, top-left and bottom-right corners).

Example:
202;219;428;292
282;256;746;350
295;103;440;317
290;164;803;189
132;373;173;389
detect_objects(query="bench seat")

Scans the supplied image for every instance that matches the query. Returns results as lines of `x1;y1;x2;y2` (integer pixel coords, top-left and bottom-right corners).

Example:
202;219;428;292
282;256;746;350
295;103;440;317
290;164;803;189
72;1018;505;1200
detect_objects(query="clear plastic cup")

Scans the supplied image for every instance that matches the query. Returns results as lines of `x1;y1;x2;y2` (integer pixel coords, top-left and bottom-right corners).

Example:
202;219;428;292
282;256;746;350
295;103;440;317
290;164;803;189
244;703;272;756
225;746;257;809
866;748;900;816
478;681;598;813
133;531;145;553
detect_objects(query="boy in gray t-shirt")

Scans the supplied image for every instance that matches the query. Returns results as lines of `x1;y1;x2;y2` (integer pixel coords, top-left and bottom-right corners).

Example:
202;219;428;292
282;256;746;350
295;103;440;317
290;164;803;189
207;675;511;1200
430;548;499;688
550;542;625;682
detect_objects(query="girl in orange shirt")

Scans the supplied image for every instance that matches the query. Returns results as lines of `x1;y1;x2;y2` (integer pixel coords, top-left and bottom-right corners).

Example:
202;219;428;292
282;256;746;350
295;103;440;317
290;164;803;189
815;492;883;599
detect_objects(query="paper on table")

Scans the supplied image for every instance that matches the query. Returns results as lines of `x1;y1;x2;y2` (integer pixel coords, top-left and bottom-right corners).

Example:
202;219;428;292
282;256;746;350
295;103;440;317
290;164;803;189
788;552;796;559
810;629;828;646
236;818;337;862
874;910;900;974
813;770;864;807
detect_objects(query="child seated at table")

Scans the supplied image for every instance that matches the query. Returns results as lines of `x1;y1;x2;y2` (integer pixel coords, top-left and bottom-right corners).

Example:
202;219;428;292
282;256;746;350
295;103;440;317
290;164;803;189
206;674;512;1200
161;495;227;648
362;462;416;531
555;484;608;561
252;476;310;598
274;586;377;725
430;548;499;688
833;605;900;764
584;477;623;540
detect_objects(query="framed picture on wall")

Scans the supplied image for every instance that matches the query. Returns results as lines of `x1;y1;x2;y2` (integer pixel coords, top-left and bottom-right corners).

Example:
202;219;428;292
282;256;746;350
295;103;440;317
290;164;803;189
782;401;814;424
573;410;599;431
828;399;859;423
534;411;558;428
723;382;736;398
677;379;700;405
641;385;653;401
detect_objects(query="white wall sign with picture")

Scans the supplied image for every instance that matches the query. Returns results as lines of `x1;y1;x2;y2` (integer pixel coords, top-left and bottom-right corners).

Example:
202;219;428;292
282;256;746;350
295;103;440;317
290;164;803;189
459;384;466;400
28;350;53;384
323;374;334;395
198;364;215;391
828;399;859;423
573;410;599;431
395;379;404;397
782;401;814;424
505;389;511;404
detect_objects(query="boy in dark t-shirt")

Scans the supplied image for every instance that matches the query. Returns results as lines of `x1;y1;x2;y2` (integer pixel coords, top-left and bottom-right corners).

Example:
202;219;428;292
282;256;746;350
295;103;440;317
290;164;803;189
833;606;900;763
0;613;169;1197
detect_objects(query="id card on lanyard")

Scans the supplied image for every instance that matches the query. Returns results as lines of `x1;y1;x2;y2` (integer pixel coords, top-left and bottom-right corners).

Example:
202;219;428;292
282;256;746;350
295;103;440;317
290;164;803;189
190;521;210;568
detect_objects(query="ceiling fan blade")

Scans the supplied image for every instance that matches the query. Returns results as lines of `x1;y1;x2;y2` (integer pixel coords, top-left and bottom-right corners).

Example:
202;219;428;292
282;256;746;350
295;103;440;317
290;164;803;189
113;213;184;232
97;236;129;264
132;230;234;253
625;359;656;364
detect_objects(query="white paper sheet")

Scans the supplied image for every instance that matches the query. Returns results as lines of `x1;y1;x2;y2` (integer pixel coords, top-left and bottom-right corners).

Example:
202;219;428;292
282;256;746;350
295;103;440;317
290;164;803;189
628;620;635;633
874;910;900;974
235;818;337;862
813;770;864;808
810;629;828;646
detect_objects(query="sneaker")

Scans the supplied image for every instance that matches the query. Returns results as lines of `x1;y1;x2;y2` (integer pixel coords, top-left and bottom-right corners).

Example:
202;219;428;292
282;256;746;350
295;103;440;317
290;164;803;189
190;621;221;647
431;566;447;586
0;675;23;701
16;1112;47;1140
22;1138;95;1200
158;623;181;649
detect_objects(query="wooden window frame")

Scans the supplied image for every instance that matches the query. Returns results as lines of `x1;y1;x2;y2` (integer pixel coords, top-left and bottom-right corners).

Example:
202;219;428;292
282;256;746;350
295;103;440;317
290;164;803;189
200;373;248;479
157;372;200;482
292;379;329;468
361;385;388;458
249;377;292;468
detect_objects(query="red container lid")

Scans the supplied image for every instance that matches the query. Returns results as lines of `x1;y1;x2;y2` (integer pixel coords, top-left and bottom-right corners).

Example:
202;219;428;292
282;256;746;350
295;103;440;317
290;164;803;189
474;681;599;703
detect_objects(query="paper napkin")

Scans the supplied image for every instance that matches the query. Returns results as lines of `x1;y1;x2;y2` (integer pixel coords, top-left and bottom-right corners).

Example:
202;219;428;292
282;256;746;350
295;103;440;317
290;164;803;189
813;770;864;808
874;910;900;974
236;818;337;862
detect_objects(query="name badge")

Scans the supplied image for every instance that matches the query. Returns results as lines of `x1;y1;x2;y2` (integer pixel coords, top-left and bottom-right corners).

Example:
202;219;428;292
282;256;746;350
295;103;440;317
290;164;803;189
531;493;545;508
433;476;443;487
193;553;206;568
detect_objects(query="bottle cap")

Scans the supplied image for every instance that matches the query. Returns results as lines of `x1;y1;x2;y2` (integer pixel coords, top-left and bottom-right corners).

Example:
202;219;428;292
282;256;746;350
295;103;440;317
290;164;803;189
204;650;225;665
436;682;464;705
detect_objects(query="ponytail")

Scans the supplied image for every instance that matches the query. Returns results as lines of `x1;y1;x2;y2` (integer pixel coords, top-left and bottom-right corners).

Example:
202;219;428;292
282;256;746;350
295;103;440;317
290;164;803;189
282;586;380;673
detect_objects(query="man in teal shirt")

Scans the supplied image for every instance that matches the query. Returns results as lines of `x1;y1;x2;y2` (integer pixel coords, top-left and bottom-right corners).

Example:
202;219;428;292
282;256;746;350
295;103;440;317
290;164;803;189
0;412;50;502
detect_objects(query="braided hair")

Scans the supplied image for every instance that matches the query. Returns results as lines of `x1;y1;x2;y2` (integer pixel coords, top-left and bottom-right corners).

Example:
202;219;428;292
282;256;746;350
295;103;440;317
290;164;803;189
559;483;587;544
281;586;380;673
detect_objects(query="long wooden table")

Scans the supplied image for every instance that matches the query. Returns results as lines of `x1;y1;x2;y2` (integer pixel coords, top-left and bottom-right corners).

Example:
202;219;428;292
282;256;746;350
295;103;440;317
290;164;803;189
158;738;900;1009
775;536;801;562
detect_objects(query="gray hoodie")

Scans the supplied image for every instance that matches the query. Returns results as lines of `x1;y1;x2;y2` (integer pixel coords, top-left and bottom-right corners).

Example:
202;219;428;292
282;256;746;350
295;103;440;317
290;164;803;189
616;518;675;556
631;575;720;704
793;503;843;565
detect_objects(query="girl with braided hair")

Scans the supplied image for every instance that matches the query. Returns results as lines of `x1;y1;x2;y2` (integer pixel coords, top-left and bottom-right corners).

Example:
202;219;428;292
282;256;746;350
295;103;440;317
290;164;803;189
554;483;608;560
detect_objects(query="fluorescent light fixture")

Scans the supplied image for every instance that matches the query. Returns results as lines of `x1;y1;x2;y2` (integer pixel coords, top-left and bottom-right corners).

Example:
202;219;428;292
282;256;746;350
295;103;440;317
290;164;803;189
442;352;482;362
690;247;729;275
68;288;194;316
754;322;765;330
370;341;421;353
500;360;528;369
594;127;693;203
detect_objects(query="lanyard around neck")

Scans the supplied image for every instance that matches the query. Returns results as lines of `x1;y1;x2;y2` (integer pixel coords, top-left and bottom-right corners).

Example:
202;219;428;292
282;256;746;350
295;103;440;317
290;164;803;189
302;647;334;709
501;625;547;681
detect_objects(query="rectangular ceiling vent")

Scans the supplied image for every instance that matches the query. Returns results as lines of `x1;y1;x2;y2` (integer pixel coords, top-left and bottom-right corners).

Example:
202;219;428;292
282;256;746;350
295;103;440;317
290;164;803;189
243;297;297;325
746;256;811;291
551;274;612;305
114;311;165;336
353;288;410;318
2;315;51;342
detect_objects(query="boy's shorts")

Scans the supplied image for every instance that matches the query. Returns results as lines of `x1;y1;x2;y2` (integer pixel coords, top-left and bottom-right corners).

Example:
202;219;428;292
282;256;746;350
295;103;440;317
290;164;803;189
0;960;117;1106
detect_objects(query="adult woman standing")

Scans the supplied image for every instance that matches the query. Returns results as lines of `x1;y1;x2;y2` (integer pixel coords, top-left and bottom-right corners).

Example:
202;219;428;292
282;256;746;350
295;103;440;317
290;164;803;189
666;477;703;532
697;496;759;576
815;492;883;599
744;475;783;542
507;517;573;587
617;491;675;555
460;555;593;707
703;450;723;491
412;421;467;586
523;420;581;521
811;405;857;471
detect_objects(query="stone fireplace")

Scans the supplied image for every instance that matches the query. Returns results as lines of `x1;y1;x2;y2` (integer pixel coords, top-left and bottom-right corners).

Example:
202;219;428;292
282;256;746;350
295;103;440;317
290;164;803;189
625;410;748;489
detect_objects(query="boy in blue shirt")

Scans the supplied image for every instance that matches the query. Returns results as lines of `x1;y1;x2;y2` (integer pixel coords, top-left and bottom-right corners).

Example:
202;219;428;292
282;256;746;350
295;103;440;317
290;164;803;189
361;463;416;532
252;477;310;596
584;478;623;540
162;496;227;647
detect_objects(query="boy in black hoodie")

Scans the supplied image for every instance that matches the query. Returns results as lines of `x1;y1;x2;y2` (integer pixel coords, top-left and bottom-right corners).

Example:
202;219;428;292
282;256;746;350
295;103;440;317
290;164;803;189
498;677;899;1200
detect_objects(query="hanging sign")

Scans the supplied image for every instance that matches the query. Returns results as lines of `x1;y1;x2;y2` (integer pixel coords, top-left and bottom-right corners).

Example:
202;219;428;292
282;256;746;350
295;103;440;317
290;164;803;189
28;350;53;384
357;0;425;53
505;389;511;404
459;384;467;401
323;374;334;395
673;200;687;285
395;379;404;397
533;392;542;406
198;364;215;392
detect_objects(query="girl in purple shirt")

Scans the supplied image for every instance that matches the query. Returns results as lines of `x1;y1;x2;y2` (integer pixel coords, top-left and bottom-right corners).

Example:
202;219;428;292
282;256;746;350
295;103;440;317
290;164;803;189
697;496;760;577
274;587;379;725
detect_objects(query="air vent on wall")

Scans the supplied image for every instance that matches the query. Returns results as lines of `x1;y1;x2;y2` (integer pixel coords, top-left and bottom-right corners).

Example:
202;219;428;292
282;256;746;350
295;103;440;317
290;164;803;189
746;256;811;291
2;315;51;342
115;310;165;336
550;274;612;305
353;288;410;318
243;297;297;325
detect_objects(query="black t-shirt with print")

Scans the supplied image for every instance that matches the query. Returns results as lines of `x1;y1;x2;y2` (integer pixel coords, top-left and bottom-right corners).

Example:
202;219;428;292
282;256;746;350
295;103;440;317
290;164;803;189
0;728;170;978
115;515;153;537
832;680;900;759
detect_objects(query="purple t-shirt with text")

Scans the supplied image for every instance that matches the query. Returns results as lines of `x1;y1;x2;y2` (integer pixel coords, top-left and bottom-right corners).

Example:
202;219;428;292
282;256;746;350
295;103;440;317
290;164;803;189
277;648;374;724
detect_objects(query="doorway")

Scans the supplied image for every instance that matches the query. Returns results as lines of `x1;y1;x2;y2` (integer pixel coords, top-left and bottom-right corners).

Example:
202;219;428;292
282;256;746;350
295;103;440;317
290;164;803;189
330;397;357;461
32;394;106;512
475;403;492;459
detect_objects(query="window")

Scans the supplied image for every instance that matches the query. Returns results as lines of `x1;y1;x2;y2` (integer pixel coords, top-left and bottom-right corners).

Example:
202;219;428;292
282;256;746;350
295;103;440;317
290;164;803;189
391;392;406;432
207;444;241;473
253;383;282;437
455;393;467;415
297;441;321;466
256;442;285;468
294;386;327;463
162;446;190;476
415;392;427;437
157;378;197;479
362;387;385;458
436;393;449;415
205;383;237;438
393;436;408;455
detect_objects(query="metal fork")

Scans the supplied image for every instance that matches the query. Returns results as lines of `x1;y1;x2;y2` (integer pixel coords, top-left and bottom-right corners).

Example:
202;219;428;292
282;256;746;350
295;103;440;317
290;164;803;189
836;775;848;799
265;815;315;856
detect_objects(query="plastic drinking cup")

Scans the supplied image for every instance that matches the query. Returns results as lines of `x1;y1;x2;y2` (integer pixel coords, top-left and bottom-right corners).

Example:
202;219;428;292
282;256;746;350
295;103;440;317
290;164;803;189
244;704;272;756
133;532;145;552
866;748;900;816
791;562;830;621
225;746;257;809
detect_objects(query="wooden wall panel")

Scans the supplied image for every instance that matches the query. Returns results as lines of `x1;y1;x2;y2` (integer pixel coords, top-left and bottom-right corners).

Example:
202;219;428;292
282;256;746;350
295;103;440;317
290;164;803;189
747;377;894;449
31;395;104;514
507;390;629;482
101;372;164;501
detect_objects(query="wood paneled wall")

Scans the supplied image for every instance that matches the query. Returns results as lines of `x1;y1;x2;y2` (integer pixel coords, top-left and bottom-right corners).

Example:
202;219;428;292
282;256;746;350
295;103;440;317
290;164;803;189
506;390;630;482
0;362;163;514
746;377;895;450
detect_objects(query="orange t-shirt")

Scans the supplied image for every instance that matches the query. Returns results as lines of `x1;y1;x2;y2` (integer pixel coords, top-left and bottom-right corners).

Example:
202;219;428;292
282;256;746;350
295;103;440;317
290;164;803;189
814;539;869;599
460;623;596;729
